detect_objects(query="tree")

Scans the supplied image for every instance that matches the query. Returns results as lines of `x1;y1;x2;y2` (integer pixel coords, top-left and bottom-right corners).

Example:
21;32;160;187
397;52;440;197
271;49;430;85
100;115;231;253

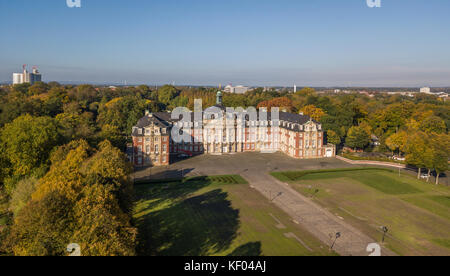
69;84;99;104
33;141;91;202
28;82;49;96
0;115;61;177
327;130;341;146
83;140;133;212
27;140;136;256
430;134;450;185
296;87;316;96
385;131;408;155
420;116;447;134
158;85;178;105
9;177;38;217
257;97;293;112
98;124;126;150
11;83;31;94
56;111;96;143
72;184;136;256
404;132;431;179
300;105;326;121
345;126;371;150
97;96;149;134
369;102;414;137
6;191;75;256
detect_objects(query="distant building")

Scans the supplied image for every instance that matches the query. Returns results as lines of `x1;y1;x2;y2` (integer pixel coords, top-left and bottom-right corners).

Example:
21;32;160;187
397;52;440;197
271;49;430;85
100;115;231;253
12;65;42;85
12;73;23;85
224;85;249;94
420;87;432;94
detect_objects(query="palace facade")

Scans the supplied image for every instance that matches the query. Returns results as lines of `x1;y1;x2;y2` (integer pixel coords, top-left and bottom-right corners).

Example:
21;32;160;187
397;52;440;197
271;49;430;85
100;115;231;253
131;91;335;167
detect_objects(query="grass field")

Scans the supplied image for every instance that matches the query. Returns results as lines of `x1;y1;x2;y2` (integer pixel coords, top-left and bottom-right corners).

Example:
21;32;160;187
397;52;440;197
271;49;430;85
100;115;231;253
272;168;450;256
133;175;336;256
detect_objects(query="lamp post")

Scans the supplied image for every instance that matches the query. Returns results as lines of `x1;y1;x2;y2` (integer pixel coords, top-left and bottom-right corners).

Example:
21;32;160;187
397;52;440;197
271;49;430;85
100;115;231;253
381;226;389;243
331;232;341;250
271;192;283;202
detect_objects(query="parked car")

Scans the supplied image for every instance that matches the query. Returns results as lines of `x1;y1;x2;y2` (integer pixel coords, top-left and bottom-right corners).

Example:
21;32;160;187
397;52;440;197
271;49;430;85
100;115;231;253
392;156;406;161
420;173;429;180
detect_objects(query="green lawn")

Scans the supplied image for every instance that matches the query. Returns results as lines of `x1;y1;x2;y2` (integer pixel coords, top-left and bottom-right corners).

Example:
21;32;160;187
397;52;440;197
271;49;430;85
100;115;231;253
133;175;335;256
272;168;450;256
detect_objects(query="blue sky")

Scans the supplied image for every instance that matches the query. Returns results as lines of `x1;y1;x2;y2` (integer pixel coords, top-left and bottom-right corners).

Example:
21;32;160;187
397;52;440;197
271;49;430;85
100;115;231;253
1;0;449;87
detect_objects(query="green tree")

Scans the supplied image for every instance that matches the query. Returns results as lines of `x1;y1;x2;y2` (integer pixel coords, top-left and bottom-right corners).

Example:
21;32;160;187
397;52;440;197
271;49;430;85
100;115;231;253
9;177;38;217
296;87;316;96
327;130;341;146
56;111;96;143
28;82;49;96
6;191;75;256
158;85;178;105
97;96;149;134
420;115;447;134
0;115;61;177
11;83;31;94
430;134;450;185
345;126;371;150
69;84;99;105
98;124;126;149
404;132;431;179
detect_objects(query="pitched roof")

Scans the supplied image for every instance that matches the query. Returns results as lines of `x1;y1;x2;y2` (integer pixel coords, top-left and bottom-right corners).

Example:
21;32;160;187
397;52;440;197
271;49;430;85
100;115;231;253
133;110;318;134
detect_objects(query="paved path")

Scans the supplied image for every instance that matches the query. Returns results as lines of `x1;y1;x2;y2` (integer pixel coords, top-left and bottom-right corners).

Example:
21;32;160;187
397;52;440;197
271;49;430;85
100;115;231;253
242;171;395;256
336;155;406;169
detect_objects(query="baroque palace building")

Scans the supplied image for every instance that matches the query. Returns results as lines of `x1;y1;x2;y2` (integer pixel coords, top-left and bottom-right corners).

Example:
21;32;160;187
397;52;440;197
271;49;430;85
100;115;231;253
131;91;335;167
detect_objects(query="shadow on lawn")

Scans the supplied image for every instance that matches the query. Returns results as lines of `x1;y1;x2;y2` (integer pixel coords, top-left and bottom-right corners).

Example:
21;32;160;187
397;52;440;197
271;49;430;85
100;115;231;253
135;180;241;256
134;168;195;182
228;242;262;256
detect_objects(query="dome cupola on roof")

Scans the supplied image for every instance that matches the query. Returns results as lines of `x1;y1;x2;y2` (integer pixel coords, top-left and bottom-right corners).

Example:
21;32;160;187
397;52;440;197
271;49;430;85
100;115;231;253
216;90;223;105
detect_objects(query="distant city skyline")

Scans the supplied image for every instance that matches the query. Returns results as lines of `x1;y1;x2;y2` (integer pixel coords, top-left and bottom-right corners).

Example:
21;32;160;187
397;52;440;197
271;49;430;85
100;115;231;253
1;0;450;86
